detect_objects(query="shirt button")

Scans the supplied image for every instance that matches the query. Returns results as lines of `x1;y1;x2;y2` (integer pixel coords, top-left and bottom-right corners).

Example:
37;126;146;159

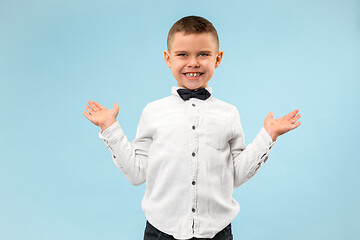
192;126;196;130
113;155;116;159
192;103;196;107
192;208;196;212
192;181;196;185
192;152;196;157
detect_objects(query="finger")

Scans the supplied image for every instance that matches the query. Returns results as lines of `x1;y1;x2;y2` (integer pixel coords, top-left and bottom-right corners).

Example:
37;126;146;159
93;101;105;110
87;100;94;111
266;112;274;119
289;114;301;124
113;102;119;113
291;121;302;130
85;105;94;115
282;109;299;121
83;111;92;120
88;100;99;111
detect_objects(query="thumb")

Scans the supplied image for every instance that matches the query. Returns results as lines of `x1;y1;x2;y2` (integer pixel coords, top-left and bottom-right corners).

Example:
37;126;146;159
267;112;274;119
113;102;119;115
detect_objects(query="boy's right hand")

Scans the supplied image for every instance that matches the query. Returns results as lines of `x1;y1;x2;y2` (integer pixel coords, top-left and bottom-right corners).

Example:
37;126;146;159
83;100;119;132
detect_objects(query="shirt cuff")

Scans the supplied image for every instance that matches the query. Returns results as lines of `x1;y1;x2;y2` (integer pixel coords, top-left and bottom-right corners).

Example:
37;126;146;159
98;121;124;144
253;127;276;152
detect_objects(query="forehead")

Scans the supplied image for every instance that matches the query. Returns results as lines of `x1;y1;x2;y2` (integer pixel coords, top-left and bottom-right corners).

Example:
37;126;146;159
170;32;218;52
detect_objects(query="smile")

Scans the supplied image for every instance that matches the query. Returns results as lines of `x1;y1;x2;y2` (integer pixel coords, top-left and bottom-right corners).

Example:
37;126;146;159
184;72;202;77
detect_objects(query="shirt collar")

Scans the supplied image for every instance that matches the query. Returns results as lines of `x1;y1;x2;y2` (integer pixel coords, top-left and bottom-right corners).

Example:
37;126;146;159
171;86;213;98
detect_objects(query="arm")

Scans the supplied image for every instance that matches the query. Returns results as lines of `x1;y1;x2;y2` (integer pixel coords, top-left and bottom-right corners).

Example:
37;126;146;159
83;100;151;186
230;108;301;188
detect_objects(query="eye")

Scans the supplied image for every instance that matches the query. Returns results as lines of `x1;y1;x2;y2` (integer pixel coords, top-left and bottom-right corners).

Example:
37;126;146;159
199;53;209;57
177;53;187;57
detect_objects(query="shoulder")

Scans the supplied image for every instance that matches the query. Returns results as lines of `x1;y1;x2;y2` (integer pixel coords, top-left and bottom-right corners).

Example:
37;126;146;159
143;95;175;111
140;95;179;120
210;96;237;109
208;96;240;118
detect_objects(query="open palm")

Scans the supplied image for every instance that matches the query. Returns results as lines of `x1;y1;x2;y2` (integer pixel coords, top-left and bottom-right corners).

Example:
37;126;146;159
83;100;119;131
264;109;301;141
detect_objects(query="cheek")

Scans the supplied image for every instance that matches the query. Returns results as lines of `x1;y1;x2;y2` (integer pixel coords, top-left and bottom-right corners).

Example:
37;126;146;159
202;62;215;72
201;58;216;67
173;66;182;74
172;66;183;77
172;61;185;71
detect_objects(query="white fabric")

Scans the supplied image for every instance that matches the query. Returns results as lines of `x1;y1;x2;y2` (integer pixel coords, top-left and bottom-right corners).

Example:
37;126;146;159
98;86;276;239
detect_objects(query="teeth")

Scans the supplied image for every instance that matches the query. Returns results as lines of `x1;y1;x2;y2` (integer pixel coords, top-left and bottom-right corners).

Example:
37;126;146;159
186;73;200;77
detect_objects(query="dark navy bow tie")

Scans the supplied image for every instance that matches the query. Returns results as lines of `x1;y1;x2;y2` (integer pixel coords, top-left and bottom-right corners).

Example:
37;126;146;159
177;88;211;101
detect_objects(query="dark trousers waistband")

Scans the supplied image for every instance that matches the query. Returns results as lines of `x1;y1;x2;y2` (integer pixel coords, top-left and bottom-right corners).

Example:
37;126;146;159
144;221;233;240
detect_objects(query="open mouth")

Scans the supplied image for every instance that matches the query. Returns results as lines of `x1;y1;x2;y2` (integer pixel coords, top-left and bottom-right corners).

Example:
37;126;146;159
183;72;203;77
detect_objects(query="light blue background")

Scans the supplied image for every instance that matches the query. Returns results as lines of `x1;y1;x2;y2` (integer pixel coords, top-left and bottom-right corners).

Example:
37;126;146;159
1;0;359;239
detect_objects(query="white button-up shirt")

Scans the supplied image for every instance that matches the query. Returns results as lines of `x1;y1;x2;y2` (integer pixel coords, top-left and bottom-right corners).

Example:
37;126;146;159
98;86;276;239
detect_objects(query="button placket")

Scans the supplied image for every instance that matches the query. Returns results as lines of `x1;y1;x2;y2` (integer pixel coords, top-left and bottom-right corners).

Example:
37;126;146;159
189;99;199;227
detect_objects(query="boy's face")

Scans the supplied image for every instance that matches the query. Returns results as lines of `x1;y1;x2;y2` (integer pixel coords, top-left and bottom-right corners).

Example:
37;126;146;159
164;32;223;90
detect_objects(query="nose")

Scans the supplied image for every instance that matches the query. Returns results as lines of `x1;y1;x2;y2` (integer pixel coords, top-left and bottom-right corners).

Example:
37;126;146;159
187;56;200;68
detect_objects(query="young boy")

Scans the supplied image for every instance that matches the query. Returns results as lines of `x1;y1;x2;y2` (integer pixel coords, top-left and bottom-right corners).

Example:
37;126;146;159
83;16;301;240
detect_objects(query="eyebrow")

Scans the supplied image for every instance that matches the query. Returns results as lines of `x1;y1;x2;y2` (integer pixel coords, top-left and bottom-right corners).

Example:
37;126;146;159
174;51;187;54
199;51;212;54
174;50;212;54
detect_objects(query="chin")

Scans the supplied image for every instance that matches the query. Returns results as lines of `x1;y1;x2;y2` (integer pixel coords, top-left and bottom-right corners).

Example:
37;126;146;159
182;82;207;90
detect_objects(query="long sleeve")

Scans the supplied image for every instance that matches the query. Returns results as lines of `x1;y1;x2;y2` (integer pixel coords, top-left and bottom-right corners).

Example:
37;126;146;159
230;108;276;188
94;86;279;239
98;106;153;186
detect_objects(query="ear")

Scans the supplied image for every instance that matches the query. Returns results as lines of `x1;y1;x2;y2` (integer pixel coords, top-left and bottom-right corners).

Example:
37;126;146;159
214;50;223;68
164;50;172;68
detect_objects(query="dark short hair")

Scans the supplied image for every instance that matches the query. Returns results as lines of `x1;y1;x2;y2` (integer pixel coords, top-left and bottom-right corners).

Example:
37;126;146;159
167;16;219;51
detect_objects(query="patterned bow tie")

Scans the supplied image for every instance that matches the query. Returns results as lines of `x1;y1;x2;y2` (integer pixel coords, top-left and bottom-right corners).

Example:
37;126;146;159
177;88;211;101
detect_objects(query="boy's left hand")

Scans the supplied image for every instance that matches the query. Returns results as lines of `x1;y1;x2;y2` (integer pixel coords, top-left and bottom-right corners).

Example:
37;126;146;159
264;109;301;142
